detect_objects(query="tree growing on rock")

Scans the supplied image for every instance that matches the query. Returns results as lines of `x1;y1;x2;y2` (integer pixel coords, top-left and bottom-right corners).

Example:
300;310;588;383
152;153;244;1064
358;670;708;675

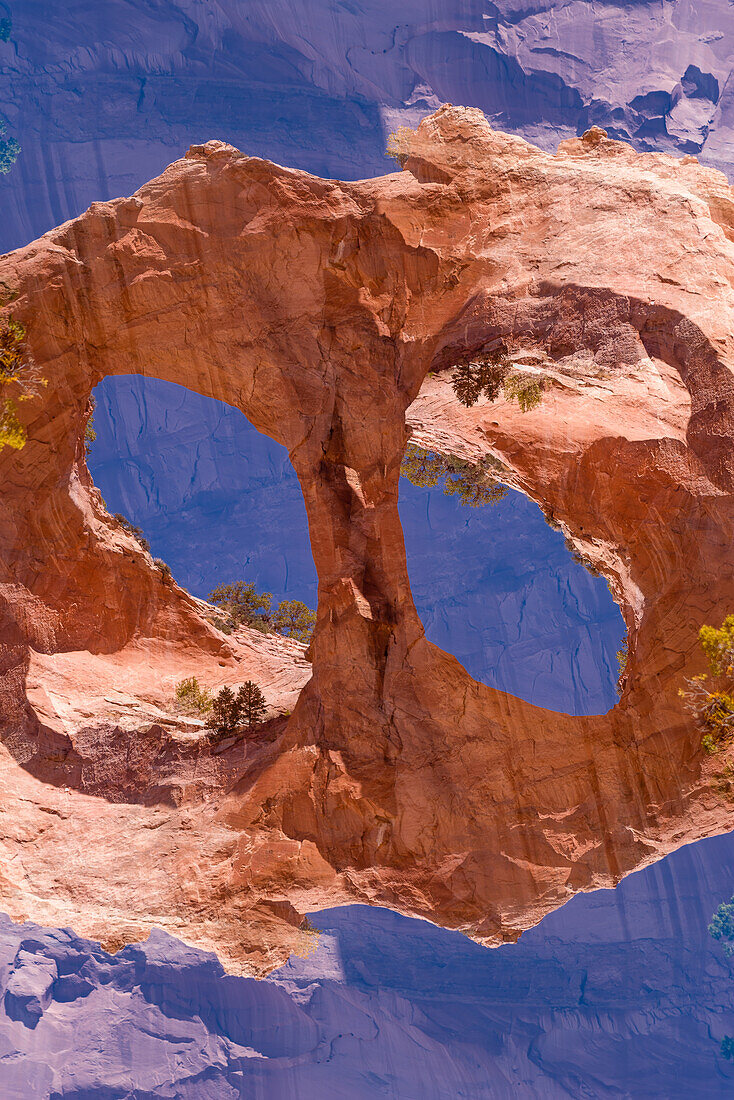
211;686;240;734
400;444;508;508
271;599;316;644
449;346;546;413
207;580;272;630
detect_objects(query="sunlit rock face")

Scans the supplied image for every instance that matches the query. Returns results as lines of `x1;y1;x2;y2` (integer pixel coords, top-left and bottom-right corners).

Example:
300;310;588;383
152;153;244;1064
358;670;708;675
3;831;734;1097
2;0;734;253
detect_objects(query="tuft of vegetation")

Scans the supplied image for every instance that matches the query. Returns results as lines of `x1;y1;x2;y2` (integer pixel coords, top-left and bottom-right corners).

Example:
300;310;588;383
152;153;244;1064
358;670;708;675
84;397;96;455
0;315;25;380
174;677;212;716
209;681;267;736
400;444;508;508
563;535;601;577
448;346;546;413
0;17;11;42
113;513;151;553
208;580;271;630
503;372;545;412
708;899;734;1059
154;557;172;581
385;125;415;169
680;614;734;754
271;599;317;644
616;637;628;677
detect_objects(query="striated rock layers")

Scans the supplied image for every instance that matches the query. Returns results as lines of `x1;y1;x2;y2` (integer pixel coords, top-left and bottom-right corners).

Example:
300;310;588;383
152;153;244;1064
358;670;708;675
0;107;733;973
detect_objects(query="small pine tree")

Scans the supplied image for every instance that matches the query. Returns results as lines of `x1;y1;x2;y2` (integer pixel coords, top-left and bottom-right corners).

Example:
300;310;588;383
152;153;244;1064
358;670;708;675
237;681;267;727
210;685;240;734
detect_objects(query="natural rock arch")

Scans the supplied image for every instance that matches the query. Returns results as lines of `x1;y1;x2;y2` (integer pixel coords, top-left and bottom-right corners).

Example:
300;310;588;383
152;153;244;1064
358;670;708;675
0;107;732;970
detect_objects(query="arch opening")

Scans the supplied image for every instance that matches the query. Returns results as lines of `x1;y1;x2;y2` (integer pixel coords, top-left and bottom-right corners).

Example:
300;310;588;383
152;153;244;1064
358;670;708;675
398;440;626;716
20;374;319;802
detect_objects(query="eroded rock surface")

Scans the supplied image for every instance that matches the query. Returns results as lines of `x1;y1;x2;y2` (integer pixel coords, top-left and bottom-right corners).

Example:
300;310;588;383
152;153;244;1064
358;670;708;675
1;107;733;970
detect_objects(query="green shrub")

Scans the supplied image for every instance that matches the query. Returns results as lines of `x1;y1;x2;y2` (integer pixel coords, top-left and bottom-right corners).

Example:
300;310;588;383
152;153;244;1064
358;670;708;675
400;444;507;508
709;895;734;955
175;677;212;716
0;18;11;42
680;615;734;752
271;599;316;644
503;372;544;412
700;615;734;677
721;1037;734;1060
385;126;414;169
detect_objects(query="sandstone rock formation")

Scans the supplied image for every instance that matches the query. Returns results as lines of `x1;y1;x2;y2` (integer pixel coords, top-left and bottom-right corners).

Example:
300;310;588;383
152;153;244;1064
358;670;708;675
1;107;733;972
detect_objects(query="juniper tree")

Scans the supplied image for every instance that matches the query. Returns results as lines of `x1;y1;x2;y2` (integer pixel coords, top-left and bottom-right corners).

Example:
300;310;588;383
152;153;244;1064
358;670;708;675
271;599;316;644
207;580;271;629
